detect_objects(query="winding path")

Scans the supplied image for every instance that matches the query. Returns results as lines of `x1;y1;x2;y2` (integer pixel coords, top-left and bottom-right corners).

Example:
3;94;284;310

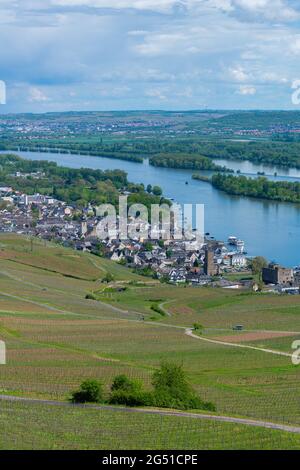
0;394;299;434
0;289;296;358
0;262;299;435
185;328;294;358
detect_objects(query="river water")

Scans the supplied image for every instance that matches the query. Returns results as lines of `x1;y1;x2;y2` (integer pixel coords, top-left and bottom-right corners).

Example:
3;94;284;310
2;150;300;267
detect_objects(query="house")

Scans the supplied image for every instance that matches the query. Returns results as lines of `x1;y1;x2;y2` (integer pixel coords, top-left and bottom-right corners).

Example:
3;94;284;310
111;250;125;262
262;263;294;285
186;272;210;285
230;253;247;267
169;267;186;283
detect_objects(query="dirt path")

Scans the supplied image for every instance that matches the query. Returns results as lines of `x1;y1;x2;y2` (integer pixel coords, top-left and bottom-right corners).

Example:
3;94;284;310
0;394;299;434
0;288;296;358
185;329;294;358
158;299;176;317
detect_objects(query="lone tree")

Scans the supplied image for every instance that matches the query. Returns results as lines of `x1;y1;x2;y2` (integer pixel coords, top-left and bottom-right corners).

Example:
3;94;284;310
151;362;216;411
249;256;268;280
102;272;114;283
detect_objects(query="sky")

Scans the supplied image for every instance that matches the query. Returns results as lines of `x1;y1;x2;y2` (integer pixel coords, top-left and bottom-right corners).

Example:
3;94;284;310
1;0;300;112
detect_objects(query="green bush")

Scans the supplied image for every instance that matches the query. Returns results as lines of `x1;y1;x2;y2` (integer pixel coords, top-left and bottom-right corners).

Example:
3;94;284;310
106;366;217;411
109;374;148;406
150;303;165;316
109;390;152;407
85;293;97;300
70;379;103;404
152;362;216;411
102;272;114;283
193;323;203;333
111;374;142;393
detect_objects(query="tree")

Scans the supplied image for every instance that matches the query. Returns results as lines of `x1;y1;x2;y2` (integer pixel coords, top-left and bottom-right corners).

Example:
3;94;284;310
70;379;103;403
146;184;152;194
193;323;203;333
152;185;162;196
109;374;148;406
102;272;114;283
250;256;268;279
152;362;190;395
111;374;141;393
151;362;216;411
144;241;153;252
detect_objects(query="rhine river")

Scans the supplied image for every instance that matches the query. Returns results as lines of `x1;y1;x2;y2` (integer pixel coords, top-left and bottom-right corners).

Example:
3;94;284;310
3;150;300;267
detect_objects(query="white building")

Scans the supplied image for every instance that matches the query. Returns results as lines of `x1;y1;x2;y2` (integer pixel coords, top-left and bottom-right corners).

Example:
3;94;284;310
230;253;247;267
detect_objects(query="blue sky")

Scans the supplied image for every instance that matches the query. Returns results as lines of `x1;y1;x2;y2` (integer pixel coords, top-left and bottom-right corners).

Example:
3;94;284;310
1;0;300;112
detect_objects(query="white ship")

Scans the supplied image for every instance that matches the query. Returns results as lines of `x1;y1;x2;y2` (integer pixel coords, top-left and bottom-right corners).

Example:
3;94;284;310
228;236;237;245
236;239;245;253
228;236;245;253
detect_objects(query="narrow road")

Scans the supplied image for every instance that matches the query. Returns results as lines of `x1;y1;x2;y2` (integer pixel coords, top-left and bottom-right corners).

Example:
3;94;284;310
0;394;299;434
158;299;176;317
0;290;295;358
185;329;294;357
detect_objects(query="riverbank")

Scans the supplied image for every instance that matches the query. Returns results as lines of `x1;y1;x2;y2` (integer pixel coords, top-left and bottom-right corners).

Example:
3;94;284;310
1;150;300;266
193;173;300;205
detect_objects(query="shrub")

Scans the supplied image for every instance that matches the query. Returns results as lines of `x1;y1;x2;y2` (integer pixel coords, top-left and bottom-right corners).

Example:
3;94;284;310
150;303;165;316
109;374;148;406
193;323;203;333
152;362;216;412
102;272;114;283
106;367;216;412
111;374;142;393
109;390;152;407
70;379;103;403
152;363;190;393
85;293;96;300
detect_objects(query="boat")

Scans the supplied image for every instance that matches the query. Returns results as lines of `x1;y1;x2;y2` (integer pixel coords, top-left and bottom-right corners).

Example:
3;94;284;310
228;236;237;245
228;236;245;253
236;239;245;253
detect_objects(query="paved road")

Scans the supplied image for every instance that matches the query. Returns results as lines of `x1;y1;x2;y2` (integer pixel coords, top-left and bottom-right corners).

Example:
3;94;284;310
0;394;299;434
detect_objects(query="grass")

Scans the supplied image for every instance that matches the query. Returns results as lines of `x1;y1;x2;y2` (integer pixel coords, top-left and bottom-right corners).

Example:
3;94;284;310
0;400;299;450
0;233;299;448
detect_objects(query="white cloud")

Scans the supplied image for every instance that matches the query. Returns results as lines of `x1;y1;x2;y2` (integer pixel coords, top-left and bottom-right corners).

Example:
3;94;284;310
51;0;183;13
206;0;234;12
233;0;299;21
0;0;298;110
290;37;300;55
145;87;168;100
28;87;50;102
237;84;256;95
229;66;250;82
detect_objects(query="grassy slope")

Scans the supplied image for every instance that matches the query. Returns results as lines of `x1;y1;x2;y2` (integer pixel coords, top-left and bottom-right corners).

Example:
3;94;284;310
0;400;299;450
0;233;299;449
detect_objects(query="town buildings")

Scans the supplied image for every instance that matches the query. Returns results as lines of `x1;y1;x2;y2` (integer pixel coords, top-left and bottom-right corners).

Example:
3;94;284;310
262;263;294;285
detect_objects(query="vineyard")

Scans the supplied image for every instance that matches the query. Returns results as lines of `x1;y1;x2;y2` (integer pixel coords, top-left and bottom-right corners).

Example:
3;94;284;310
0;400;299;450
0;234;299;449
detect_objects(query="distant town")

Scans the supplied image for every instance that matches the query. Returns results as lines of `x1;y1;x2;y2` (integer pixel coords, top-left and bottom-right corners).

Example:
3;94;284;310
1;182;299;293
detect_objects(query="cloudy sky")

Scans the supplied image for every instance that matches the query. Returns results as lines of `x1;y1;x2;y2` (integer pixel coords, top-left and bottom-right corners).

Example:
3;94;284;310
1;0;300;112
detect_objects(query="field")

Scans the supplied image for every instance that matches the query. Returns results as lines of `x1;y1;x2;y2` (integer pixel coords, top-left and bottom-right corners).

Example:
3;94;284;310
0;234;299;449
0;400;299;450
